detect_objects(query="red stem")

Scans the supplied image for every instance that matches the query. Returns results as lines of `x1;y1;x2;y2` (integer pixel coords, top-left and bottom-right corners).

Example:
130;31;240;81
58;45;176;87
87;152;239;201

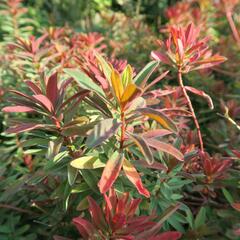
177;69;204;153
226;10;240;47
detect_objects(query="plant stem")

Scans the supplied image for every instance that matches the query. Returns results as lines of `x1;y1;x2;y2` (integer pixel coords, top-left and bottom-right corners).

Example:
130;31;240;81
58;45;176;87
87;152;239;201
120;111;125;149
177;69;204;152
226;10;240;47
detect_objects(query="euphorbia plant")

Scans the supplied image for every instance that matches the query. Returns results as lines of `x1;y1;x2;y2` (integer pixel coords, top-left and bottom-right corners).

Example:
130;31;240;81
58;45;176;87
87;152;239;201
151;23;227;152
65;52;184;197
72;188;182;240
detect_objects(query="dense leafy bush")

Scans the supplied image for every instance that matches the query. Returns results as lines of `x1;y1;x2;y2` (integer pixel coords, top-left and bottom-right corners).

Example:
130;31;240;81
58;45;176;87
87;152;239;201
0;0;240;239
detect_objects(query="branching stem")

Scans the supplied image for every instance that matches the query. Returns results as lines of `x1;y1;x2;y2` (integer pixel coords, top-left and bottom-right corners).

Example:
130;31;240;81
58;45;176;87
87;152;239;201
177;69;204;152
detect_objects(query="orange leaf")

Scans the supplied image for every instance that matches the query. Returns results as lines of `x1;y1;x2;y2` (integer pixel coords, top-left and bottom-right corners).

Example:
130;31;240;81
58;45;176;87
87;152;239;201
111;70;124;102
120;83;141;106
98;152;124;194
137;108;178;133
123;158;150;198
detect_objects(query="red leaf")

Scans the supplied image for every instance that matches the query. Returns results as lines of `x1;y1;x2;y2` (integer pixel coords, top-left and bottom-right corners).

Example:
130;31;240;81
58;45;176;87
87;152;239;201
98;152;124;194
185;86;214;109
161;108;192;117
146;138;184;161
25;81;42;94
123;158;150;198
72;217;96;240
177;38;184;60
60;89;89;109
2;106;35;113
149;231;182;240
87;196;108;230
142;129;172;139
231;203;240;212
6;123;44;134
126;198;142;217
46;72;58;106
33;94;54;112
151;51;170;64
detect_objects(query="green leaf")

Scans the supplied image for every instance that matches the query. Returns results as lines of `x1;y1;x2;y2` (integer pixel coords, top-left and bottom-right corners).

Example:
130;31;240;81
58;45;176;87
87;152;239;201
134;60;159;87
194;207;206;229
79;169;99;193
86;118;121;148
68;164;78;186
70;155;105;169
222;188;234;204
64;68;105;97
122;64;133;88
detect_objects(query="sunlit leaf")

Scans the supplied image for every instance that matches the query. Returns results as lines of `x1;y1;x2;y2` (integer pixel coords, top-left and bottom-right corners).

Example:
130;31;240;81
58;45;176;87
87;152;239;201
70;155;105;169
123;158;150;197
111;70;124;102
185;86;214;109
86;118;120;148
134;60;159;87
146;138;184;161
122;64;133;88
64;68;105;97
137;108;178;132
128;133;154;165
98;151;124;194
120;83;141;106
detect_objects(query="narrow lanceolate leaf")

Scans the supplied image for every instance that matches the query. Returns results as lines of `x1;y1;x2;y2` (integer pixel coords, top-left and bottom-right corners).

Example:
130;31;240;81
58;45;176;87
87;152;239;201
146;138;184;161
122;64;133;88
72;217;96;240
185;86;214;109
70;156;105;169
120;83;141;106
25;80;42;94
62;121;98;137
161;108;192;117
98;152;124;194
87;196;108;230
111;70;124;102
86;118;121;148
33;94;54;112
136;204;181;239
134;61;159;87
142;129;172;139
95;52;112;81
128;133;154;165
68;165;78;186
64;68;105;97
123;158;150;198
6;123;44;134
151;231;182;240
46;72;58;106
137;108;178;133
2;106;35;113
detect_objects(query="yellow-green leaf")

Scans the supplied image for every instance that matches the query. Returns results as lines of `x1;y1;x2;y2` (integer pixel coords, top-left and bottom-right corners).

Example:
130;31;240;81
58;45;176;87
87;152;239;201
122;64;133;88
70;156;106;169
